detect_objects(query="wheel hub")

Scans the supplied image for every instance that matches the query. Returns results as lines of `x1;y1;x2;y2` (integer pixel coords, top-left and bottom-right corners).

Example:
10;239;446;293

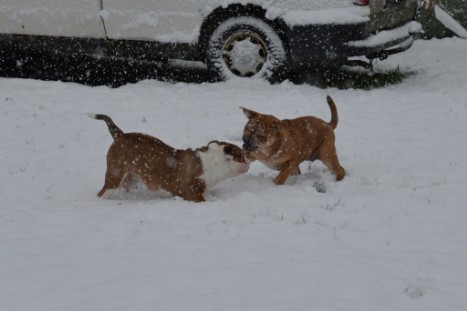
222;31;268;77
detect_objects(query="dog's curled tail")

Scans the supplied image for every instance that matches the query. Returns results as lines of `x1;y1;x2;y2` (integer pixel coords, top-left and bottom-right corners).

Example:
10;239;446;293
87;113;124;140
326;95;339;129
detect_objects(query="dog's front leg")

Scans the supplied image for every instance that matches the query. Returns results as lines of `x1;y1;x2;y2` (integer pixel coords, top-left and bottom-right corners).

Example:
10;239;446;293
178;179;206;202
182;193;205;202
273;161;300;185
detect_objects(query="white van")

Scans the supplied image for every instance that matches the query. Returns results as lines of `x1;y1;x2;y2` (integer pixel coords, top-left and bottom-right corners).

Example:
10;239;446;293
0;0;420;82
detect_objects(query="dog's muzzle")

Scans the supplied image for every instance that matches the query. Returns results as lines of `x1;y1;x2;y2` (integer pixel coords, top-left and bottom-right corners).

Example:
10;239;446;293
239;162;250;174
242;135;257;151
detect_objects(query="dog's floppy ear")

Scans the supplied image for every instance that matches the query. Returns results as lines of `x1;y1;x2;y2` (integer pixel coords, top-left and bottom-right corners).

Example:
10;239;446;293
223;144;233;155
240;107;258;119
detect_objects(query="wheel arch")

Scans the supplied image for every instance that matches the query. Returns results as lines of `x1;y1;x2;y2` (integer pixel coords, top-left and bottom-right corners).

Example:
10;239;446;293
198;4;290;62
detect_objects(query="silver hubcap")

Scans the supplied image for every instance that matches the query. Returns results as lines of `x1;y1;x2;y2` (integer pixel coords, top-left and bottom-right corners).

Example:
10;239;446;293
222;31;268;77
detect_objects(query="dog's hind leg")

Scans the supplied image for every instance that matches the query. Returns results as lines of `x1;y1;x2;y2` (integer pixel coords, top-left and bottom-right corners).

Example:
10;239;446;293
97;165;127;198
317;140;345;181
121;173;140;192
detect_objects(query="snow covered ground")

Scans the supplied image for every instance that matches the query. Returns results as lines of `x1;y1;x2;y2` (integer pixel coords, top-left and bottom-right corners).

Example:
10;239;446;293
1;38;467;310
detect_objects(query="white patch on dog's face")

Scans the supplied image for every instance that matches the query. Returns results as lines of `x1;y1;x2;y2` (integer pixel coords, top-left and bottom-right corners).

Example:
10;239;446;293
198;142;249;190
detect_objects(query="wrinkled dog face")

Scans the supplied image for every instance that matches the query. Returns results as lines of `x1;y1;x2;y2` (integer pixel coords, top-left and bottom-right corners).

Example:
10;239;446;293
198;141;250;188
241;107;280;152
217;141;250;175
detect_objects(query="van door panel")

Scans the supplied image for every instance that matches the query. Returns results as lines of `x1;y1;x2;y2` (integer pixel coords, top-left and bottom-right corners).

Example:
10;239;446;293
0;0;105;38
102;0;207;43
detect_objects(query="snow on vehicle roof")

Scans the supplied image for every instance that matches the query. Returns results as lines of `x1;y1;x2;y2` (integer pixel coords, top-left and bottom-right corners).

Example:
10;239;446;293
157;1;369;43
219;0;357;11
217;0;369;26
266;6;370;26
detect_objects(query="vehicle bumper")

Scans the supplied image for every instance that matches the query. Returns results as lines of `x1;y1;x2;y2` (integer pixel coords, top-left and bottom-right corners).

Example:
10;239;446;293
345;21;422;59
284;20;422;67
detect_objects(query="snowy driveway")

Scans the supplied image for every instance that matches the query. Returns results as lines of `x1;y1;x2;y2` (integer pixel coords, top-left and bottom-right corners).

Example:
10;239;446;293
1;38;467;310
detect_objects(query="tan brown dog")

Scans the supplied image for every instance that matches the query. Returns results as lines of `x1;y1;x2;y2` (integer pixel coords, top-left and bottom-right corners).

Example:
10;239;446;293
89;114;249;202
241;95;345;185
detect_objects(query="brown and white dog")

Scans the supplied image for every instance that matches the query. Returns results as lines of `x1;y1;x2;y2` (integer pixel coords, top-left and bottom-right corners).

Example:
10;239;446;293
241;95;345;185
89;114;249;202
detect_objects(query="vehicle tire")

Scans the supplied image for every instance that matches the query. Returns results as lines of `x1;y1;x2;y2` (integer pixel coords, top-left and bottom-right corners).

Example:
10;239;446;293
206;16;287;82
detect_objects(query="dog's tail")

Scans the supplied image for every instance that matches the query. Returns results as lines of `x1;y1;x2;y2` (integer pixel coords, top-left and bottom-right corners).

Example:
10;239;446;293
326;95;339;129
87;113;124;140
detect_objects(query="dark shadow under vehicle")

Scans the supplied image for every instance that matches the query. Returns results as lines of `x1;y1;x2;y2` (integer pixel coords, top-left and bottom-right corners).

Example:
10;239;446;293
0;51;410;89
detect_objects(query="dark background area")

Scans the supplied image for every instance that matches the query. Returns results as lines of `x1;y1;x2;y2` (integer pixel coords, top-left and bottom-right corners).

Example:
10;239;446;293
0;51;209;87
1;3;464;89
0;50;411;90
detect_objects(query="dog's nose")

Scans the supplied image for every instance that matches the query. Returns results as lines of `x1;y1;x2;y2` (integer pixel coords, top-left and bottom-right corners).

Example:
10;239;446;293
242;136;255;151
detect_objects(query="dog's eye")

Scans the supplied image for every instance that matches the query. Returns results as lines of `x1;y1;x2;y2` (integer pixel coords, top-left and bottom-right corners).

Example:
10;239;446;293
225;154;233;161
